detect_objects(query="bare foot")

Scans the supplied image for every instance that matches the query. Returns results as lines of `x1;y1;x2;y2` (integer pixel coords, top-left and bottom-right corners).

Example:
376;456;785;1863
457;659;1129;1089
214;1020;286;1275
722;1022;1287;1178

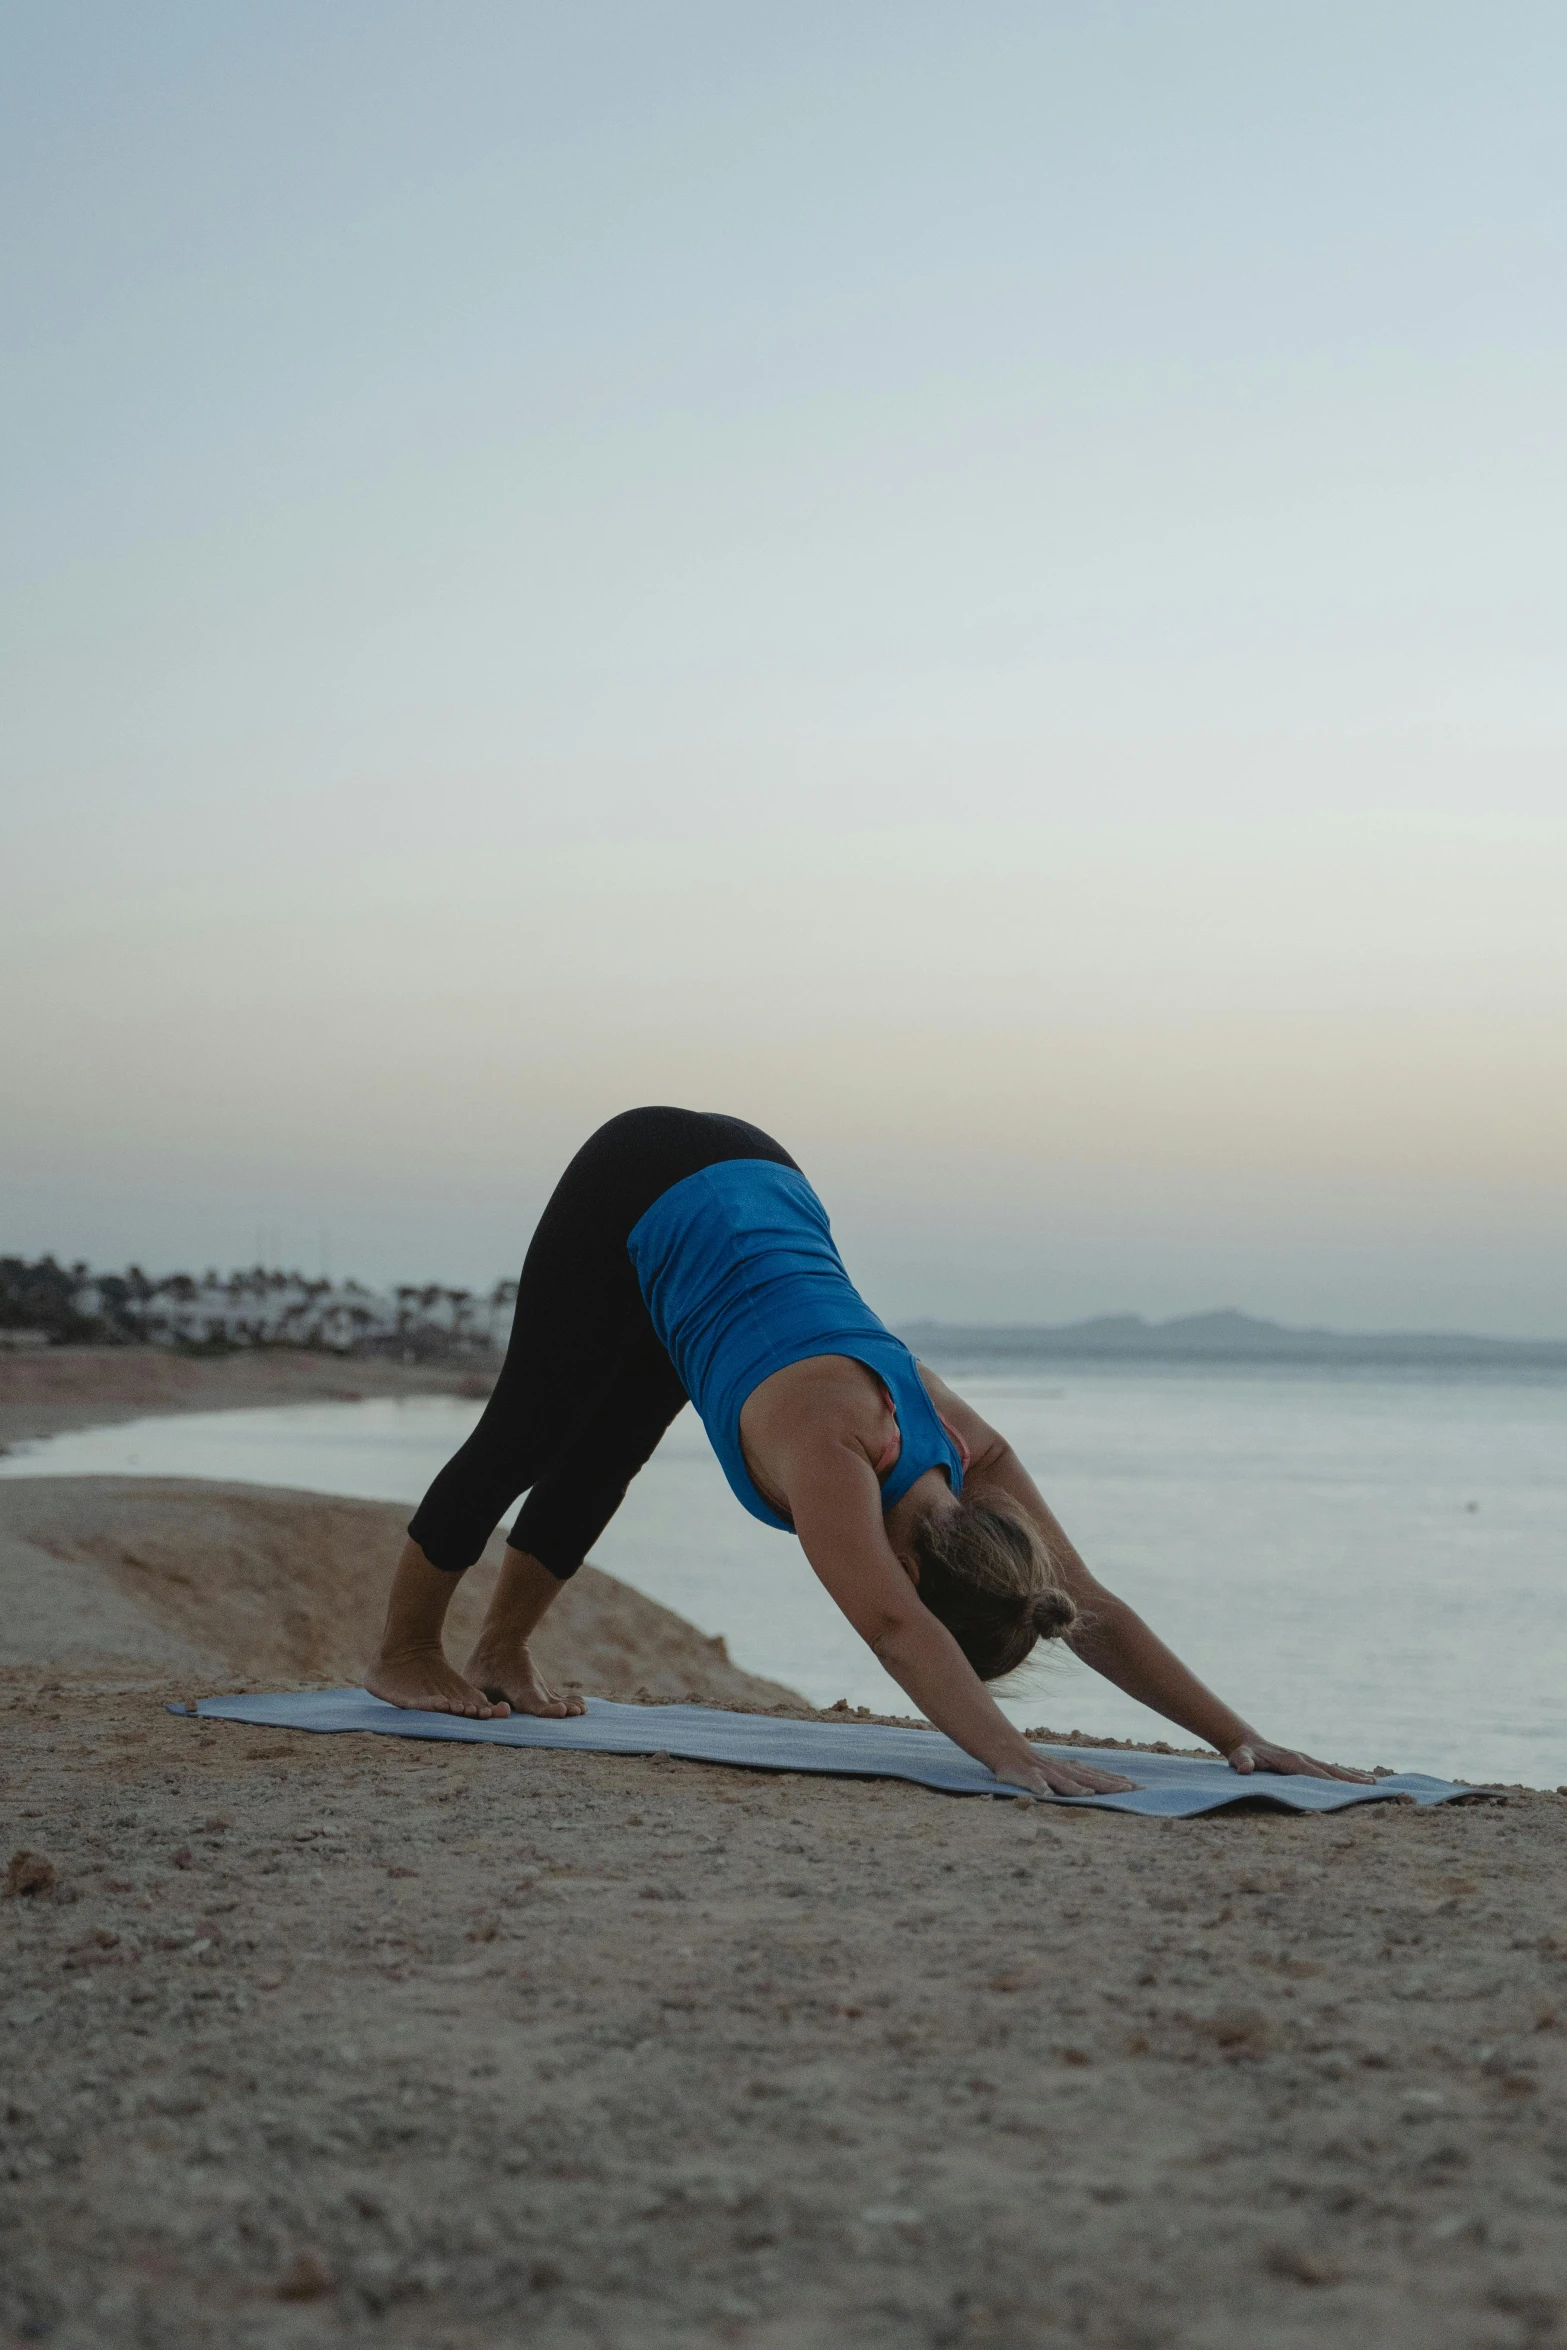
463;1640;586;1719
365;1645;511;1719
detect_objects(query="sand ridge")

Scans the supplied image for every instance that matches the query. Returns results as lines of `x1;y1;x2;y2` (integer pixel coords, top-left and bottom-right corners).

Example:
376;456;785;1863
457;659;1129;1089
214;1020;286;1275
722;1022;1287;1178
0;1475;803;1711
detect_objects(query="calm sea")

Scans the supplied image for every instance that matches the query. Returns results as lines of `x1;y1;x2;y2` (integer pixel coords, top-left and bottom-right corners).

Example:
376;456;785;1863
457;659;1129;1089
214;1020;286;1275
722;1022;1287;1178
5;1361;1563;1788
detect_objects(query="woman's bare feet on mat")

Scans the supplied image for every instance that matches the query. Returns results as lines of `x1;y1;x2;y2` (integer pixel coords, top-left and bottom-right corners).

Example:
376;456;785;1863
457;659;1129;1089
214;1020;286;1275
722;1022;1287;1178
463;1640;586;1719
365;1646;511;1719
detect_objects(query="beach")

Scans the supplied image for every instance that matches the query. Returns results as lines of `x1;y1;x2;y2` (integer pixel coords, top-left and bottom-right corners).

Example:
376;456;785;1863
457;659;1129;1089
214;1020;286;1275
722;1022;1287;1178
0;1345;499;1453
3;1352;1566;2347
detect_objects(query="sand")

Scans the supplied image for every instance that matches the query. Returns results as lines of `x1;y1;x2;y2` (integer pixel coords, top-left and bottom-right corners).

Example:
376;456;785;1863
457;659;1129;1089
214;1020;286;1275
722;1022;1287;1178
4;1352;1567;2348
0;1345;496;1453
0;1477;801;1712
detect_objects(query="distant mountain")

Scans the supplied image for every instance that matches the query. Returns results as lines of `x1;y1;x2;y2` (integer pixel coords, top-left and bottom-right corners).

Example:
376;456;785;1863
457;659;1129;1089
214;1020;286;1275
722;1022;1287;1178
899;1310;1567;1370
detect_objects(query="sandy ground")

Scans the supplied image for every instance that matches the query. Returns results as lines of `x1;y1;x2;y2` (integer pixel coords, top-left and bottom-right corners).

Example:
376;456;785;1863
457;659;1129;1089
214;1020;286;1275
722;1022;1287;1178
4;1354;1567;2348
0;1478;801;1712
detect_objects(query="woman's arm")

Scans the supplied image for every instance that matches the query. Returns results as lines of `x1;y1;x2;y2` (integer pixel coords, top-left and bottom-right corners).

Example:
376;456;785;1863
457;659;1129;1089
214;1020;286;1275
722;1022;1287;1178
919;1364;1373;1784
781;1434;1137;1798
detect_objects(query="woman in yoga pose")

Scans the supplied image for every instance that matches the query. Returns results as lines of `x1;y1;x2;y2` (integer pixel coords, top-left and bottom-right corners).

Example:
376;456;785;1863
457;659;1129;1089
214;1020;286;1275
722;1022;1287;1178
368;1107;1370;1799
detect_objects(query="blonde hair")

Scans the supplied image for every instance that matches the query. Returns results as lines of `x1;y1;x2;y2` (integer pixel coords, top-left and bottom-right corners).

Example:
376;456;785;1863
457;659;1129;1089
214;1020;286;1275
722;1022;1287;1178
911;1495;1078;1681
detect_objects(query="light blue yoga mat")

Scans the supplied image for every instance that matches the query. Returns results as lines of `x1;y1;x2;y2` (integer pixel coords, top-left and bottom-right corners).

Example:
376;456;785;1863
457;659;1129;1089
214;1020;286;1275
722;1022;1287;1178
185;1689;1477;1816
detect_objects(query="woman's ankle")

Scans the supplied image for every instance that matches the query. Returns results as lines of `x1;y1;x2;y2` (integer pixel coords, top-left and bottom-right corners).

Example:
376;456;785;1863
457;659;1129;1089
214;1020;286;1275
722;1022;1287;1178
467;1627;530;1665
375;1634;449;1668
378;1538;465;1657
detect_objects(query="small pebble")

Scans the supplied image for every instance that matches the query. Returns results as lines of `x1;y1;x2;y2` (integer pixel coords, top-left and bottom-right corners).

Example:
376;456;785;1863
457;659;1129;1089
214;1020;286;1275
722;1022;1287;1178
5;1850;56;1898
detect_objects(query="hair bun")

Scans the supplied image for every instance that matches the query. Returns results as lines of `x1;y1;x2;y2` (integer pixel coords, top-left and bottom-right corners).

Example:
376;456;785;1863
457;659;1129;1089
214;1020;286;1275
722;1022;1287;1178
1028;1588;1078;1642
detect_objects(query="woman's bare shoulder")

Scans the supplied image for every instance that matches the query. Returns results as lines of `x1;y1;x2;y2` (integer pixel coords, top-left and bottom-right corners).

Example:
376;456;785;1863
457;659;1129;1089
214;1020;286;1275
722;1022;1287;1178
747;1351;888;1428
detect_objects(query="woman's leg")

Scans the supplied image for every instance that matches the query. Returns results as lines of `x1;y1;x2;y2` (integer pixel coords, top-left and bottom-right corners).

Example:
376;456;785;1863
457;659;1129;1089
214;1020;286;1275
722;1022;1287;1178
461;1546;583;1716
366;1245;645;1712
370;1319;689;1713
368;1107;798;1711
402;1107;791;1575
461;1316;687;1708
367;1537;514;1716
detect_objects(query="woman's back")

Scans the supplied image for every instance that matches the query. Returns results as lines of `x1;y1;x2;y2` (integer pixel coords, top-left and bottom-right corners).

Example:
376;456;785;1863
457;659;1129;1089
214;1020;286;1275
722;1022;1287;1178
627;1159;961;1526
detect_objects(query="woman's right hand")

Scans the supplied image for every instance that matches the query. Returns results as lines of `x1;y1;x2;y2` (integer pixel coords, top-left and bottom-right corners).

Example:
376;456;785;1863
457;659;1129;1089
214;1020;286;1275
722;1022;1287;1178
1012;1755;1139;1799
788;1465;1144;1802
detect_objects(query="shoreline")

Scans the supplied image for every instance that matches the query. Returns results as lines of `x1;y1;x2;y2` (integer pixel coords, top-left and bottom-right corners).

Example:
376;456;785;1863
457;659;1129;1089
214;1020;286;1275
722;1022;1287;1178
0;1343;496;1452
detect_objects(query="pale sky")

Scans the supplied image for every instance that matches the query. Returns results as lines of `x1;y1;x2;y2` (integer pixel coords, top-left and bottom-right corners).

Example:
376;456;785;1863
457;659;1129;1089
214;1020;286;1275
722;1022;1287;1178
4;4;1564;1333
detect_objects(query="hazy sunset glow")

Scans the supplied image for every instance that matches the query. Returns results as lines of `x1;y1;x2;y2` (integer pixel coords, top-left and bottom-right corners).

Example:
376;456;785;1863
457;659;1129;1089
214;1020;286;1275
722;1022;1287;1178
5;5;1563;1330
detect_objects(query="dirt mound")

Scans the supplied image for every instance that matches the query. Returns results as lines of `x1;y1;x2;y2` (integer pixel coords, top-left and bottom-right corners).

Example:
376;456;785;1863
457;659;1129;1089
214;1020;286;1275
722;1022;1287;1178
0;1474;804;1709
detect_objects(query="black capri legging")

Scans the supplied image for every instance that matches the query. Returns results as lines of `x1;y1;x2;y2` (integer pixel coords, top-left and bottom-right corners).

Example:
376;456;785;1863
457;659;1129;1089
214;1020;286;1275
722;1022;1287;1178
407;1107;799;1578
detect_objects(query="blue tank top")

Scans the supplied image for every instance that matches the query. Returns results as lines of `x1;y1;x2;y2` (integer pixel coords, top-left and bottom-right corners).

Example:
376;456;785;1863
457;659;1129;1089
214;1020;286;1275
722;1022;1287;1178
626;1159;964;1530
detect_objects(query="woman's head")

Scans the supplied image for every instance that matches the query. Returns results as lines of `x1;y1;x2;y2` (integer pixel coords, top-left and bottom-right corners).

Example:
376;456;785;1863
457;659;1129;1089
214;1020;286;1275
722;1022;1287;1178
907;1491;1077;1681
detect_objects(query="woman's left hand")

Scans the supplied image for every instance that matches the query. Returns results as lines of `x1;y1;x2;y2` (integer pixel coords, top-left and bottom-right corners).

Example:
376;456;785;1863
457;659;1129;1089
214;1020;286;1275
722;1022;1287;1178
1226;1738;1375;1784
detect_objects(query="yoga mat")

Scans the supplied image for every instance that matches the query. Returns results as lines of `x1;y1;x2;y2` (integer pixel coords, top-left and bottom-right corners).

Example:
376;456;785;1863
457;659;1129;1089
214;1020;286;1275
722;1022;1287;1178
183;1690;1477;1816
